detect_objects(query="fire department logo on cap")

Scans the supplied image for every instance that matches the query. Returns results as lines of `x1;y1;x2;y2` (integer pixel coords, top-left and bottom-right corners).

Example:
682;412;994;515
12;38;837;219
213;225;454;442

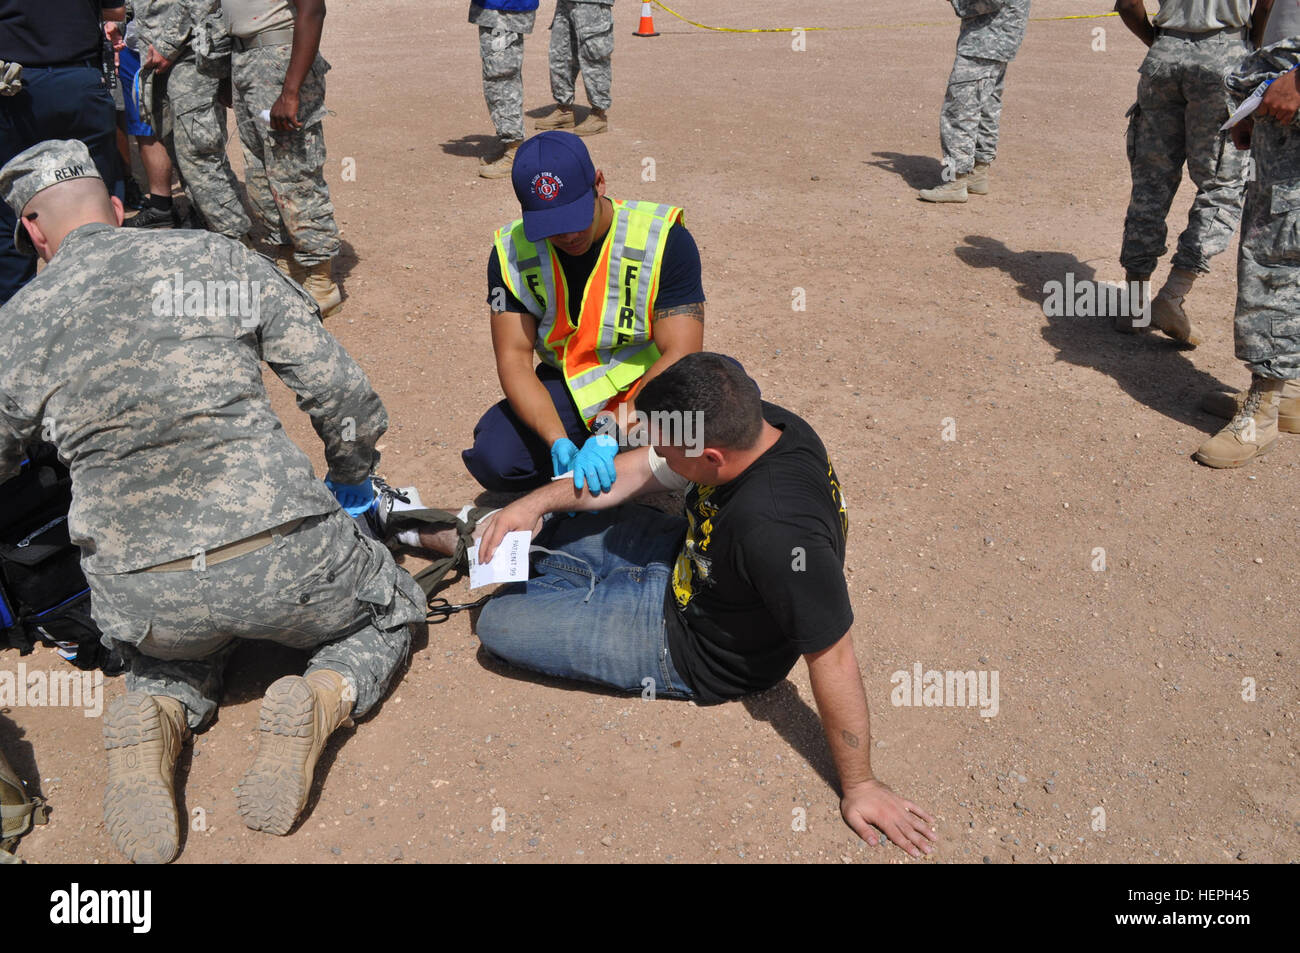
531;172;563;201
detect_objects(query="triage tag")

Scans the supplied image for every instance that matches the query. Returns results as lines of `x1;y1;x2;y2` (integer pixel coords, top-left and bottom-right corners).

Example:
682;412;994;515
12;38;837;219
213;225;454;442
467;531;532;589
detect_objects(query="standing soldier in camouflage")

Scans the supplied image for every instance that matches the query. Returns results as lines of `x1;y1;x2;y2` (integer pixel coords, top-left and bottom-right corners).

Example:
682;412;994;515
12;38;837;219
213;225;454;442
0;140;423;864
472;0;539;178
1194;24;1300;467
1112;0;1266;345
138;0;251;241
919;0;1031;203
222;0;342;315
535;0;614;136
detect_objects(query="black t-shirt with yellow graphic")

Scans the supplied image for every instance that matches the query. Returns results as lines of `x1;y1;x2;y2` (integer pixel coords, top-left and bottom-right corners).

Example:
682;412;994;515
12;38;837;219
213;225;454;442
663;403;852;703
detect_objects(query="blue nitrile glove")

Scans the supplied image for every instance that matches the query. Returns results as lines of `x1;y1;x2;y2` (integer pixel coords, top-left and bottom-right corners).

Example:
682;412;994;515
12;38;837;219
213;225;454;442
324;477;376;517
572;433;619;494
551;437;580;478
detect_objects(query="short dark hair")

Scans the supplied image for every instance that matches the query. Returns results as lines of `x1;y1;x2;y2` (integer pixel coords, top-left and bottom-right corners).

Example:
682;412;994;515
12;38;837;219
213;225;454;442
637;352;762;450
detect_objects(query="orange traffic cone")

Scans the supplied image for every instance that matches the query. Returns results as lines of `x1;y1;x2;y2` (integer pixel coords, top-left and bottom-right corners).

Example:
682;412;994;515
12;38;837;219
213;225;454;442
633;1;659;37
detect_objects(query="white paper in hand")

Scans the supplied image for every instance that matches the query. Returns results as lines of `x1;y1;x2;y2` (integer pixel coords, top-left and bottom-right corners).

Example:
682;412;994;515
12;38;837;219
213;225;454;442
1222;82;1268;131
468;531;532;589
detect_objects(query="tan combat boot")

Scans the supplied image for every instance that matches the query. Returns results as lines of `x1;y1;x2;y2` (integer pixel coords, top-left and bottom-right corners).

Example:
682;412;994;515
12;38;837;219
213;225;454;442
272;244;302;282
1150;267;1202;346
302;260;342;317
1113;272;1152;335
573;108;608;137
102;692;190;864
535;104;575;130
479;140;520;179
236;670;355;835
1193;375;1284;468
967;162;991;195
1201;379;1300;433
918;176;969;203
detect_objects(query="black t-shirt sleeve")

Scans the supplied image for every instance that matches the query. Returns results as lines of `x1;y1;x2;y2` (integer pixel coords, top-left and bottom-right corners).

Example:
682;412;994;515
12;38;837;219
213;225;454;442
651;222;705;312
735;519;853;655
486;247;529;313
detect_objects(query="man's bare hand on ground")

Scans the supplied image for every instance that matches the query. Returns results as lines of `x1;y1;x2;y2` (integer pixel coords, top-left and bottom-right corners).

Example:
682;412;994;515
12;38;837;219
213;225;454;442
841;779;937;858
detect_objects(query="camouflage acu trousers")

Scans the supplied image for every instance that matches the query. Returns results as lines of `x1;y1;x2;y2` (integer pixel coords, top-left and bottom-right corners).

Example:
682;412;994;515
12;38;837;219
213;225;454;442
940;54;1008;176
549;1;613;111
479;24;528;142
1234;118;1300;379
167;56;250;240
231;46;339;265
1120;30;1249;278
86;510;425;729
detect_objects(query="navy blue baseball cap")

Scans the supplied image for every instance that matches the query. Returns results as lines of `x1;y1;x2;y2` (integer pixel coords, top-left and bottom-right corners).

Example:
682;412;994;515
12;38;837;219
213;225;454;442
511;131;597;242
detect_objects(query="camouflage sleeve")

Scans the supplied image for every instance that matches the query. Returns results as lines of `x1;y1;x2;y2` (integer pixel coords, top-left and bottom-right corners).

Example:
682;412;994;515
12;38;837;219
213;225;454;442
0;393;37;483
136;0;184;58
153;0;208;60
249;258;389;485
1226;40;1300;101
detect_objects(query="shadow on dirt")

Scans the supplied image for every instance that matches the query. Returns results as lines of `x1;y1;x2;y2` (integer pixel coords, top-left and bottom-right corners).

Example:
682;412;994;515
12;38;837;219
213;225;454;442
867;152;944;191
955;234;1232;433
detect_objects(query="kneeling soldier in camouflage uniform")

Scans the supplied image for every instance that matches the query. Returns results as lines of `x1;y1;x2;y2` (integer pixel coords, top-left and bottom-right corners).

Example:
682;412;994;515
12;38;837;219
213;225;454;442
0;140;423;863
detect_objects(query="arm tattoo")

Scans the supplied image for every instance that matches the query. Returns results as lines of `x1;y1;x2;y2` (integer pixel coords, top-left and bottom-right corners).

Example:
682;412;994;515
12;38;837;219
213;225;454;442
841;729;860;749
654;302;705;323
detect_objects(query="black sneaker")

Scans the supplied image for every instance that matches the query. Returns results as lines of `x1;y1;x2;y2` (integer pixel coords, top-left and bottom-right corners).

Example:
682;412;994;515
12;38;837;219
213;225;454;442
123;204;179;229
124;179;146;211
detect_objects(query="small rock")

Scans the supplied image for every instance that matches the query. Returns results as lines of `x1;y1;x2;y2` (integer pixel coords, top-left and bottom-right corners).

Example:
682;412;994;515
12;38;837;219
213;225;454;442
1013;801;1026;811
982;855;991;864
1043;781;1056;794
330;847;341;855
600;835;614;847
389;846;403;861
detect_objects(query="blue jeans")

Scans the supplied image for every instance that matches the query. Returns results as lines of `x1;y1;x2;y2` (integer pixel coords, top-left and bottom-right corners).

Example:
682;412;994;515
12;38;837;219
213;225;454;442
475;505;695;698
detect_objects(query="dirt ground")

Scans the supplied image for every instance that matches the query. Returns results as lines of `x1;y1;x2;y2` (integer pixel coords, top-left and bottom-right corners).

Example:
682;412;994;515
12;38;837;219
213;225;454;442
3;0;1297;865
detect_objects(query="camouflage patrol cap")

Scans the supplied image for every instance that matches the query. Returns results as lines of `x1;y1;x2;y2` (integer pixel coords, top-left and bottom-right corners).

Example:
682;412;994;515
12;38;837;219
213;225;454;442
0;139;103;255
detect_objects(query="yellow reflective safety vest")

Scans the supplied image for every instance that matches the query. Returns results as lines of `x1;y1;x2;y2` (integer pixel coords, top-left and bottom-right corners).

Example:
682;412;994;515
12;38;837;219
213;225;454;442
493;198;684;425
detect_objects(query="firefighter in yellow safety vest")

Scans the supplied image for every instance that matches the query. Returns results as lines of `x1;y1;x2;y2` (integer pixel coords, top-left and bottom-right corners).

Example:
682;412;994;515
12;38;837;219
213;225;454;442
463;131;706;494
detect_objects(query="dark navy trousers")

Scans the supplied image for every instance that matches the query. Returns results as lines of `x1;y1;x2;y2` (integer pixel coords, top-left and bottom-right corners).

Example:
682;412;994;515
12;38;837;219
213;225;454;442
0;64;121;305
463;363;593;492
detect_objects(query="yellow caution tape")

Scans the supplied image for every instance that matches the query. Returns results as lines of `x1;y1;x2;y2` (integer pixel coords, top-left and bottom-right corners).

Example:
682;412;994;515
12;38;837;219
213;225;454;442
647;1;1118;34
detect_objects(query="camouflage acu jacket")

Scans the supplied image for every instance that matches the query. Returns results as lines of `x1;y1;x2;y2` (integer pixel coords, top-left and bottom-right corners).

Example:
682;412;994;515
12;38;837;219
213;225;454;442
0;224;386;573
